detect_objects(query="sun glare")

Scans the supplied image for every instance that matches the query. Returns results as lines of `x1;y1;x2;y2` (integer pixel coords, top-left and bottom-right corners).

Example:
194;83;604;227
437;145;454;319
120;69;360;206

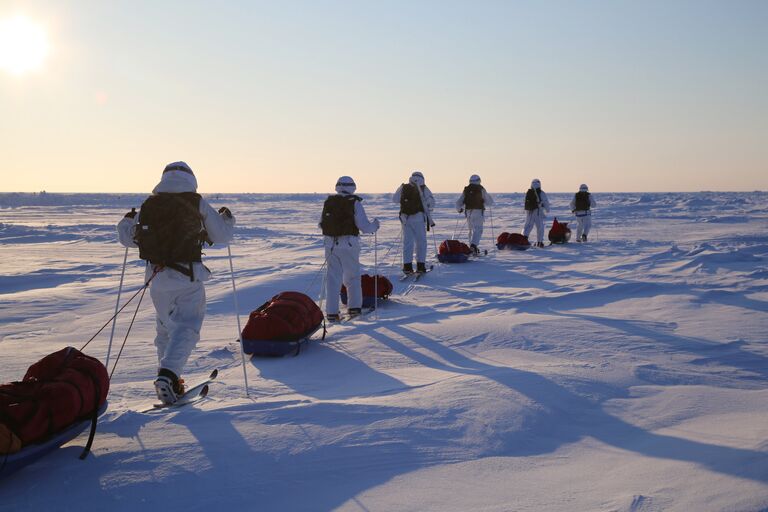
0;15;49;76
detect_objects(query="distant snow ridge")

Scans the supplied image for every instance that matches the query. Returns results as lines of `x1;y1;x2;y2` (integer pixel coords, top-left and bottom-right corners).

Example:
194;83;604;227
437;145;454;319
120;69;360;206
0;192;146;208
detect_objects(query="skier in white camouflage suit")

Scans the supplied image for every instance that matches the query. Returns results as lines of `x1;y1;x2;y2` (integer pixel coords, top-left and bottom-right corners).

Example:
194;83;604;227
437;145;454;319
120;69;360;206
117;161;235;404
570;183;596;242
393;171;435;274
522;178;551;247
319;176;380;322
455;174;494;254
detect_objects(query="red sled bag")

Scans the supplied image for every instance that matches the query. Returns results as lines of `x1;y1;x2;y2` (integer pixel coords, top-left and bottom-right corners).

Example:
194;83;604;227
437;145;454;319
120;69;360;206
437;239;471;263
0;347;109;454
341;274;393;308
241;291;325;357
548;217;572;244
497;232;531;251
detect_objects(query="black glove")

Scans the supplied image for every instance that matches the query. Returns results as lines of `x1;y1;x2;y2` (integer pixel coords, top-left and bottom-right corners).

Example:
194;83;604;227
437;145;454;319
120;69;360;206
218;206;232;219
124;208;137;219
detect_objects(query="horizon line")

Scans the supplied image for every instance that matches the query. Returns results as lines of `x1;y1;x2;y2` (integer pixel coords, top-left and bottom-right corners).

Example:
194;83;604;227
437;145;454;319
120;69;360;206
0;190;765;195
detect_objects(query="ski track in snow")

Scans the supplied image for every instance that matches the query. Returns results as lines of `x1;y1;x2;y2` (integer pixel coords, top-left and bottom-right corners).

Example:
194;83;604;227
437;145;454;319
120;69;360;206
1;192;768;512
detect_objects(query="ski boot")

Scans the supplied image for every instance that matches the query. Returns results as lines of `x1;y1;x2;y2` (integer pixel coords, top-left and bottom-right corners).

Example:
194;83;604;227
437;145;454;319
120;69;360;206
348;307;362;318
402;262;414;274
470;244;480;255
416;262;428;274
581;234;587;242
154;368;185;405
326;313;341;322
536;241;545;248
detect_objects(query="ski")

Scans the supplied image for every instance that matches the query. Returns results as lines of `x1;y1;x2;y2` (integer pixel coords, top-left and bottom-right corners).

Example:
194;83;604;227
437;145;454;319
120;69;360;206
327;307;376;324
145;369;218;411
400;265;434;282
344;307;376;322
413;265;434;282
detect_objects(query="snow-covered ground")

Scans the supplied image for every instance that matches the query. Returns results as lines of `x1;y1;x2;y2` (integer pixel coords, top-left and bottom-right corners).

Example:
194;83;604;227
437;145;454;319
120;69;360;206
1;191;767;512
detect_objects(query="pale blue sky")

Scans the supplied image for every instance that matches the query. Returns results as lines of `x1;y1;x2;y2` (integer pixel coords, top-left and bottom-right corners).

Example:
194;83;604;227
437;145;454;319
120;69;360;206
2;0;767;192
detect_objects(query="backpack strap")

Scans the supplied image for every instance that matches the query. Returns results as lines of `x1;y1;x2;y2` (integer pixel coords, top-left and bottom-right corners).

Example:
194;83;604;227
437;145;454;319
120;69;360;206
165;262;194;281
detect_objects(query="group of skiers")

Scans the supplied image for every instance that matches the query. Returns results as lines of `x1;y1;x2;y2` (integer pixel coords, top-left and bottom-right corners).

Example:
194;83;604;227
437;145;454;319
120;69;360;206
118;163;596;404
521;178;596;246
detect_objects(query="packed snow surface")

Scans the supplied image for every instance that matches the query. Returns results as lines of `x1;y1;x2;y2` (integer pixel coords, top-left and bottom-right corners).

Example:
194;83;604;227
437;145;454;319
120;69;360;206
1;191;767;511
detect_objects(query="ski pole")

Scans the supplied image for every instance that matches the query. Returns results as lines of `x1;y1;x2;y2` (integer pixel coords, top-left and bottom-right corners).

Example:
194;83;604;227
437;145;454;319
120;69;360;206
319;252;328;314
489;207;496;251
105;246;128;368
374;230;378;320
227;244;250;398
452;216;460;240
80;268;159;352
82;276;151;462
461;211;470;241
430;223;440;274
396;222;404;270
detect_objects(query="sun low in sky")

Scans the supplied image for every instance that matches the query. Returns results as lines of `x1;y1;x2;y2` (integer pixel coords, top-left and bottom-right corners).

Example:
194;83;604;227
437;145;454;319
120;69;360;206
1;2;767;193
0;14;49;76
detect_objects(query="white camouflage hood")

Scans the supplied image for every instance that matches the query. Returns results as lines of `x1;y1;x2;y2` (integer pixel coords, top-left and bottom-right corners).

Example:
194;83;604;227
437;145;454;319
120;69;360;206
153;161;198;193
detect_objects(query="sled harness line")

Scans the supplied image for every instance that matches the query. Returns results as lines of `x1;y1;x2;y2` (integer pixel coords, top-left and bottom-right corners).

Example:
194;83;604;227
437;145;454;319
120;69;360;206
107;277;152;381
304;258;327;297
79;268;160;355
72;267;159;462
381;224;404;272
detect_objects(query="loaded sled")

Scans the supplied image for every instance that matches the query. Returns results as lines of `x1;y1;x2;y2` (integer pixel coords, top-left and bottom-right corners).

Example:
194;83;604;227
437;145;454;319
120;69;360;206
548;217;572;244
241;291;326;357
1;347;109;478
340;274;393;309
496;232;531;251
437;240;472;263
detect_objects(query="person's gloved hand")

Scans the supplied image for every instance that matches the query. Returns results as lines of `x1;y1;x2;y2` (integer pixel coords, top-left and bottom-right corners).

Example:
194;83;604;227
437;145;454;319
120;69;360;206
218;206;232;219
124;208;137;219
457;208;464;213
372;218;380;231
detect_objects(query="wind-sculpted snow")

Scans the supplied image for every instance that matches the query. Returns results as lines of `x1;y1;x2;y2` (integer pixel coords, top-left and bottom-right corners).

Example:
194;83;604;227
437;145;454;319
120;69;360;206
1;192;767;511
0;222;118;244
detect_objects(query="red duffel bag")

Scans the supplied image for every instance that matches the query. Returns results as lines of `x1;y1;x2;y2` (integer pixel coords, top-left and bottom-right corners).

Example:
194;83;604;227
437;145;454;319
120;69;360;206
548;217;572;244
0;347;109;453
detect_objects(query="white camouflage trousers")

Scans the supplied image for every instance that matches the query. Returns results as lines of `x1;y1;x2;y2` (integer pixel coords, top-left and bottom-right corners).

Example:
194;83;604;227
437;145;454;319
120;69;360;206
401;213;428;264
324;235;362;315
523;209;546;243
575;212;592;239
465;209;485;247
150;280;206;378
